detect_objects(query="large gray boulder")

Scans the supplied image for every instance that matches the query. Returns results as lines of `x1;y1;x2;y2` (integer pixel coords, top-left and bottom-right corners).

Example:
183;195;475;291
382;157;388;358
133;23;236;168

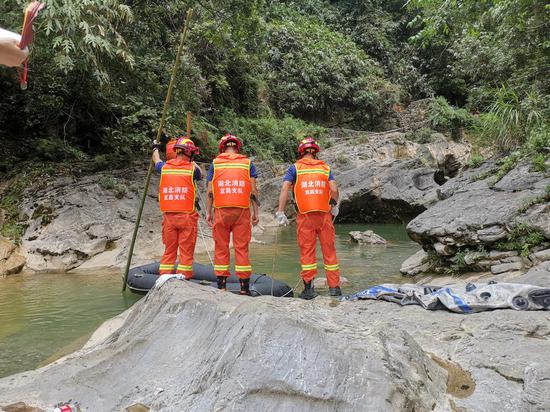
349;230;387;244
320;130;471;223
1;281;549;411
17;165;214;273
407;164;550;247
0;282;447;411
406;162;550;267
260;128;471;222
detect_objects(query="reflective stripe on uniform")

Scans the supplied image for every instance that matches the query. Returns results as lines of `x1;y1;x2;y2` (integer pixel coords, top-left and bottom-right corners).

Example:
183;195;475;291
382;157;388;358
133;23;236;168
301;263;317;270
214;264;230;271
159;264;175;270
214;163;250;169
324;263;339;271
296;168;330;176
177;264;192;271
161;169;194;175
235;265;252;272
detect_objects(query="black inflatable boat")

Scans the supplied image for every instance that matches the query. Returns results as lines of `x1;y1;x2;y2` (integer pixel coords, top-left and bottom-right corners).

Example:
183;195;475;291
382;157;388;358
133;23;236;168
127;262;293;297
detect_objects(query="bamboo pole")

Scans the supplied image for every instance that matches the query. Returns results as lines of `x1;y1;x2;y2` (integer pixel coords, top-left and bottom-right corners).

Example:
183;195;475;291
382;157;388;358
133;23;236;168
186;111;192;138
122;9;194;291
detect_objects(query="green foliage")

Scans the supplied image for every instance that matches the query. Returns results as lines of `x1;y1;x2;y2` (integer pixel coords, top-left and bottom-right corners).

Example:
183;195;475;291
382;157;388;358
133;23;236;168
265;5;400;128
0;166;56;242
0;0;548;169
42;0;134;82
468;154;484;169
408;0;549;151
335;154;351;167
428;97;472;140
445;250;469;276
524;124;550;172
405;127;434;144
525;124;550;155
492;152;521;184
531;154;547;173
98;176;126;198
496;223;547;257
425;250;444;272
215;112;325;162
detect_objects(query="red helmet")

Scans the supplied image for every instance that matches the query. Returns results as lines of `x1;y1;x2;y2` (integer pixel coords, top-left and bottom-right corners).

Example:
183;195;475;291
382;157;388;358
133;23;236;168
297;137;320;157
218;134;242;153
173;137;200;156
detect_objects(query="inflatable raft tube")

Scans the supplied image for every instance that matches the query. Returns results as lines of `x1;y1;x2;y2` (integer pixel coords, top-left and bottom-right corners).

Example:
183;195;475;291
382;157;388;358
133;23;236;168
127;262;293;298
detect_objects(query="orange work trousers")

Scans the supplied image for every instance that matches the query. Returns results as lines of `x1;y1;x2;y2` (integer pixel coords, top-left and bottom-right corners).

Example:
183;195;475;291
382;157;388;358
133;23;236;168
213;207;252;279
159;212;198;278
297;211;340;288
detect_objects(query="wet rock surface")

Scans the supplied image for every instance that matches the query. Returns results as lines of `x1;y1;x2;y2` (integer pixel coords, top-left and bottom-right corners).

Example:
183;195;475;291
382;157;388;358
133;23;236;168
400;249;430;276
0;282;548;412
0;236;25;277
348;230;386;245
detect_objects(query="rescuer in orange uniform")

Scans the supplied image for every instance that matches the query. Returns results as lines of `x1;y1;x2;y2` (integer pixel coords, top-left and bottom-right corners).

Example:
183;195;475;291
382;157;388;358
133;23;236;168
152;136;201;278
276;137;341;299
205;134;260;295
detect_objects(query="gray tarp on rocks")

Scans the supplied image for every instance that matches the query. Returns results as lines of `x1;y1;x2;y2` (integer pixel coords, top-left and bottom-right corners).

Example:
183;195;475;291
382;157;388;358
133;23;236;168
342;282;550;313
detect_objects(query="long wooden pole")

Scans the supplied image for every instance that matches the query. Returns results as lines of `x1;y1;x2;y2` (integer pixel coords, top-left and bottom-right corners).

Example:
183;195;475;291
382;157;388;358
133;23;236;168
186;111;192;138
122;9;194;291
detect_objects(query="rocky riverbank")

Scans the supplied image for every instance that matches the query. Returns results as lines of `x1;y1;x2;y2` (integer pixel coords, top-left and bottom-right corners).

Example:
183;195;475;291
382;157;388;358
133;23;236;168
0;280;548;412
402;160;550;279
2;121;473;275
2;163;275;275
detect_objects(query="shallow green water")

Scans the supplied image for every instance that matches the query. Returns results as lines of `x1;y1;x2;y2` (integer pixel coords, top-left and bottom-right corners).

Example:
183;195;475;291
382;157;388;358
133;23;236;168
248;223;420;293
0;224;419;378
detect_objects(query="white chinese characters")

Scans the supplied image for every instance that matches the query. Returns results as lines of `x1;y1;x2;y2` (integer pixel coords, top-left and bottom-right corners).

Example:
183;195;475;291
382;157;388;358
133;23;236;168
218;179;246;194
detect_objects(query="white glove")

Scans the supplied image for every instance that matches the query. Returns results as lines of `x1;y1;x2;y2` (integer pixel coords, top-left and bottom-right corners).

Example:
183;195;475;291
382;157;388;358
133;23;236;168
275;211;289;226
331;205;339;217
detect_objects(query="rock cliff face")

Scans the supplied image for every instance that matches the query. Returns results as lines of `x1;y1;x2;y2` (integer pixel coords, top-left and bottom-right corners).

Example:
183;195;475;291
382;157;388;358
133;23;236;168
1;282;549;412
0;236;25;276
405;161;550;277
260;128;471;223
17;165;214;273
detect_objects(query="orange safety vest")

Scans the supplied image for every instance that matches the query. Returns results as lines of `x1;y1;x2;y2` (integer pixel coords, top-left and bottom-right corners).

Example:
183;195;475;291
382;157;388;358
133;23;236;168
212;153;252;208
158;159;196;213
293;158;331;213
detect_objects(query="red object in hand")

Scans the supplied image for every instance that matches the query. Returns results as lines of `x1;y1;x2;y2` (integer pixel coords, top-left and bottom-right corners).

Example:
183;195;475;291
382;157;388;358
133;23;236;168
19;1;45;50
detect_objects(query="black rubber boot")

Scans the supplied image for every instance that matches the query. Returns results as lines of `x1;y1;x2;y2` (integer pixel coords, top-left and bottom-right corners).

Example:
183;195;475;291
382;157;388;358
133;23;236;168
329;286;342;297
217;276;227;291
299;281;318;300
239;278;252;296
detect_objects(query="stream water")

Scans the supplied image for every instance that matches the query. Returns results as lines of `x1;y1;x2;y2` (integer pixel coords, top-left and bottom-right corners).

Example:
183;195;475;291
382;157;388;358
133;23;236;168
0;223;420;378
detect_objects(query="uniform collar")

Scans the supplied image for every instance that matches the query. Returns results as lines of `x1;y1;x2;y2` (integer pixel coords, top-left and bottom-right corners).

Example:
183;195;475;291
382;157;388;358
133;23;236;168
217;152;247;160
166;158;191;166
297;157;325;166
